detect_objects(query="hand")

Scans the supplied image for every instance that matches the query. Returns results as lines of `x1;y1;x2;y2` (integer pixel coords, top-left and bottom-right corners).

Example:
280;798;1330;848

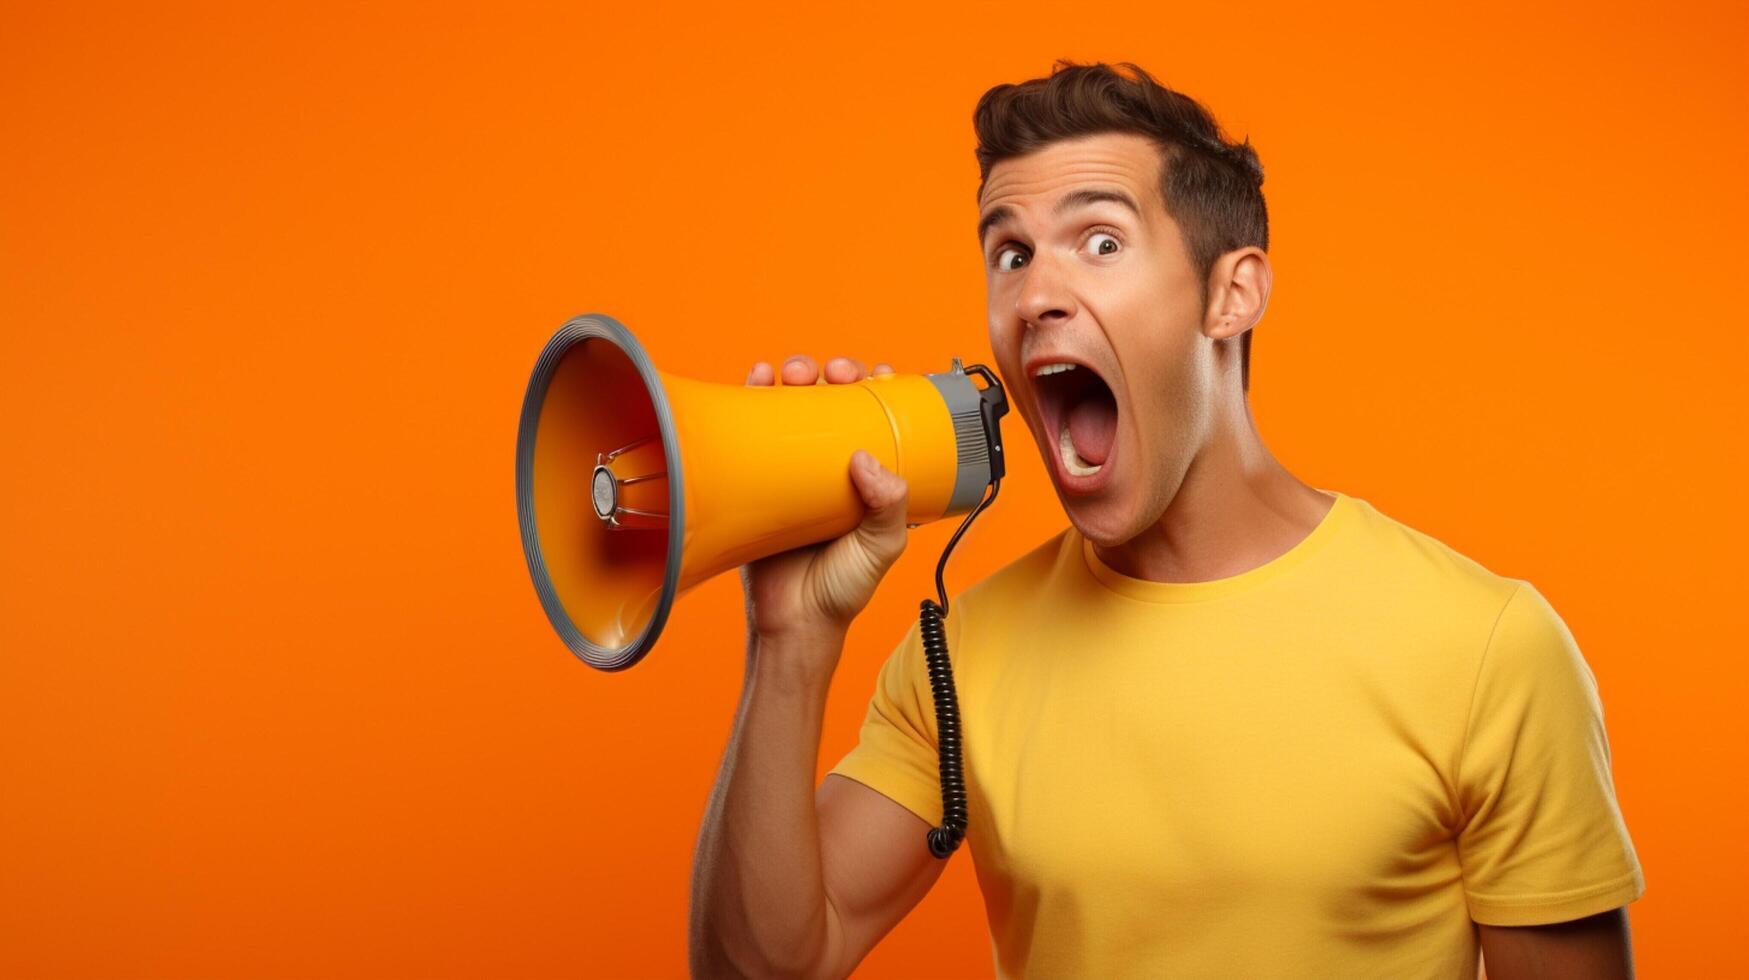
739;355;909;654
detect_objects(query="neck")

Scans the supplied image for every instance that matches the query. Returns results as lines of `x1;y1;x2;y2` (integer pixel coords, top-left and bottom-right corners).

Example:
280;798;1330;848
1092;392;1334;584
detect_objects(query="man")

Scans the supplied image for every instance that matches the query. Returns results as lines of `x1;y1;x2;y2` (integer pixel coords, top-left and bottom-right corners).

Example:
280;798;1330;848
689;60;1644;978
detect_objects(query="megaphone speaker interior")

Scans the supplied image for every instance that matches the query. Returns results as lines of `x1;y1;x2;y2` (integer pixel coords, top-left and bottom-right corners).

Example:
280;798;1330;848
516;313;1007;672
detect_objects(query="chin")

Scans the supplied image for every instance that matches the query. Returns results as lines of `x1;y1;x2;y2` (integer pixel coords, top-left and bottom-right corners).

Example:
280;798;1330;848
1056;490;1137;550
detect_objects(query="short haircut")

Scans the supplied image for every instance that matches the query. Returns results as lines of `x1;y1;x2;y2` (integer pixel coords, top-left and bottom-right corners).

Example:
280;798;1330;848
974;60;1269;392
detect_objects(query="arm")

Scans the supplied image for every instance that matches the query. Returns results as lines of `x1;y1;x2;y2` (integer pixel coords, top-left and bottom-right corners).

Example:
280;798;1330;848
815;773;945;971
689;353;945;978
1458;584;1646;976
1479;907;1634;979
688;631;945;978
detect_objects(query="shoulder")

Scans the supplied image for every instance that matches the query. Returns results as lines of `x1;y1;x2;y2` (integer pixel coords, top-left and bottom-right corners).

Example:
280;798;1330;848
1337;492;1527;622
1477;580;1593;693
951;524;1077;611
1339;494;1595;702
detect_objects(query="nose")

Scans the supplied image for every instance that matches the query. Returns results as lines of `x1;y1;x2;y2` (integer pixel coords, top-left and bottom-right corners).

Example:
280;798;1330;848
1014;249;1078;327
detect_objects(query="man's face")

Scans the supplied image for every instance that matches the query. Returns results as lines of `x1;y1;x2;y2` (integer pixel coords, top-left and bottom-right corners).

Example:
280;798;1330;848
979;131;1216;546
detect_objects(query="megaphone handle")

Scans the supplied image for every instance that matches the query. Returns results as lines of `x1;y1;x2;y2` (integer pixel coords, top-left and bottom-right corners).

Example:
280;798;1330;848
918;474;1000;859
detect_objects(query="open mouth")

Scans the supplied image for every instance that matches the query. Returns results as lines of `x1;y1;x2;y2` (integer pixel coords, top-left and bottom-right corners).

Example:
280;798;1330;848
1030;361;1120;490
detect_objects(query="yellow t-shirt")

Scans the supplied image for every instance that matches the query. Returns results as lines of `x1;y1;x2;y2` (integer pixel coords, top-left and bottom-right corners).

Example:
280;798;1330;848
828;489;1645;978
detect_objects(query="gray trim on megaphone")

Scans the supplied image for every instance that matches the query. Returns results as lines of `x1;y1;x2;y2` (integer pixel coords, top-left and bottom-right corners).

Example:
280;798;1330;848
515;313;684;672
925;368;993;516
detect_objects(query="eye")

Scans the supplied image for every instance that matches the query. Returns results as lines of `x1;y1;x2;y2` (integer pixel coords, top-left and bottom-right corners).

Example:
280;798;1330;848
993;246;1030;271
1086;231;1122;257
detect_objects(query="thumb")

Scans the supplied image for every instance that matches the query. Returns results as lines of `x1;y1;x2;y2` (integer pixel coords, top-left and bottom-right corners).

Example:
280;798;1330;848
849;450;910;554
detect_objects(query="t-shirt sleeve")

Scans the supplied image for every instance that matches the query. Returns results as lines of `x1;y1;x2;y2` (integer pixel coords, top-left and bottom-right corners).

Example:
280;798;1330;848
1455;581;1646;926
826;619;945;828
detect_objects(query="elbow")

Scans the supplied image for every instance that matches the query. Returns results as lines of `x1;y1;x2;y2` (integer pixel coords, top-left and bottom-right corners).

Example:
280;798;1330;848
687;903;843;980
688;937;843;980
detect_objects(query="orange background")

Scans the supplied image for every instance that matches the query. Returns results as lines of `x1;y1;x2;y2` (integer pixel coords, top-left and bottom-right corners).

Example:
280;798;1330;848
3;1;1744;976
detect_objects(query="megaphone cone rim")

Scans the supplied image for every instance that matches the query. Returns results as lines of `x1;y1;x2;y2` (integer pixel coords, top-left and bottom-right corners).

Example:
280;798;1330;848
515;313;684;671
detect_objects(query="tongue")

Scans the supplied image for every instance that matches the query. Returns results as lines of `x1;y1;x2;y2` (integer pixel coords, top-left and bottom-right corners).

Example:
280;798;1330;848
1067;384;1117;465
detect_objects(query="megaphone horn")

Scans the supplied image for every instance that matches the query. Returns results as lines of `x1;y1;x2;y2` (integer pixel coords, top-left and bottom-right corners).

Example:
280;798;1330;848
515;313;1008;672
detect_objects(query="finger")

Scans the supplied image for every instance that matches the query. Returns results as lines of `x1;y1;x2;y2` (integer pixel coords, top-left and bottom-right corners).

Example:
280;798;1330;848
745;361;776;386
872;363;894;375
823;356;867;384
779;354;819;386
849;450;911;562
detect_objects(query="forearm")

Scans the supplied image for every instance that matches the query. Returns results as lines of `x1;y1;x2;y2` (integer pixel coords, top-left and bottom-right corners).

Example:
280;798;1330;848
689;631;845;978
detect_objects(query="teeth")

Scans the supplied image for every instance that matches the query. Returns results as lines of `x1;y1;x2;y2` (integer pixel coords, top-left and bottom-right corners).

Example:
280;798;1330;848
1032;362;1079;377
1058;418;1102;477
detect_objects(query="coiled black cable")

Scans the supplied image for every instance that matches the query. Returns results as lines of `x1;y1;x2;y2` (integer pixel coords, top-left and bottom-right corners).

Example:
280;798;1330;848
920;476;1000;859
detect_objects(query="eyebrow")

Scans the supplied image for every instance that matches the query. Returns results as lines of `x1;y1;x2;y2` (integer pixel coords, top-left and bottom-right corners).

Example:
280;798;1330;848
976;188;1144;244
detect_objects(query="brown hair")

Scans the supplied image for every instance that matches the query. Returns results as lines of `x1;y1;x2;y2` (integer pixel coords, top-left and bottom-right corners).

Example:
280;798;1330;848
974;60;1268;392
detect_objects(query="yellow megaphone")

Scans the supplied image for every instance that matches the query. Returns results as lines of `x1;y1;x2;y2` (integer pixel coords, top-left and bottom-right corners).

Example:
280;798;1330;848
514;312;1009;672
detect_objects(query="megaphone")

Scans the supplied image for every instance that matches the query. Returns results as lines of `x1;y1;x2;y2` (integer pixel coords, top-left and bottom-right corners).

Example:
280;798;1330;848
515;313;1009;857
514;313;1008;671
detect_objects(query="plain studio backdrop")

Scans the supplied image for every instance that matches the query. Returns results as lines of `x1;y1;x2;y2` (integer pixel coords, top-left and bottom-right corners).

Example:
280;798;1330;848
2;2;1744;976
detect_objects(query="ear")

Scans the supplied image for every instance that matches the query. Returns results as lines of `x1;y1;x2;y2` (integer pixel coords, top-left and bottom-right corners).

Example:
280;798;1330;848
1202;246;1271;342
